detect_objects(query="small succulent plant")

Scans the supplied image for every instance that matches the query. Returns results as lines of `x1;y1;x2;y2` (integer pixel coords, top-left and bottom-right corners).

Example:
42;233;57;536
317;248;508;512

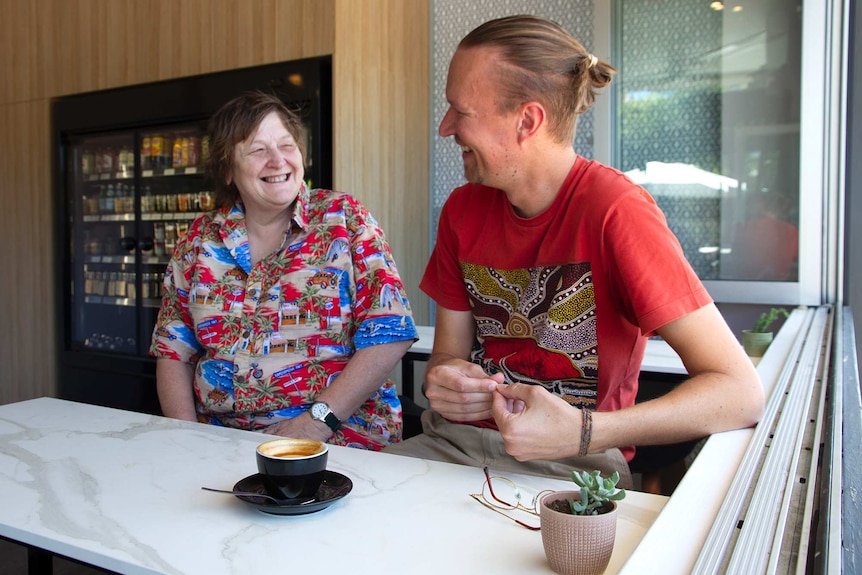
567;470;626;516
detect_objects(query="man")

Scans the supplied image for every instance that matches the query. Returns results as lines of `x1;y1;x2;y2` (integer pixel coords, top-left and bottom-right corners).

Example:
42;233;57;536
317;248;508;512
386;15;763;488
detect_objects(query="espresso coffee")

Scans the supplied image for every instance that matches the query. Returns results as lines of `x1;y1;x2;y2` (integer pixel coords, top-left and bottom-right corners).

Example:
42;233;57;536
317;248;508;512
257;438;324;459
270;448;319;458
256;438;328;500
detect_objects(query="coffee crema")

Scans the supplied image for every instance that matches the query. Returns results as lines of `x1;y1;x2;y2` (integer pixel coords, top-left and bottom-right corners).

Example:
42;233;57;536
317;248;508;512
270;446;322;458
257;438;326;459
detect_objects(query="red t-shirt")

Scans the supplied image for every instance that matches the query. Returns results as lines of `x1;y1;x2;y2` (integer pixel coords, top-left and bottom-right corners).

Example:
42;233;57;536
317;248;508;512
421;157;712;459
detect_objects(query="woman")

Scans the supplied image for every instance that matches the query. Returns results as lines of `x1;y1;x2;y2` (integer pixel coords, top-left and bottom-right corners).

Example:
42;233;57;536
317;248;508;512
150;91;417;450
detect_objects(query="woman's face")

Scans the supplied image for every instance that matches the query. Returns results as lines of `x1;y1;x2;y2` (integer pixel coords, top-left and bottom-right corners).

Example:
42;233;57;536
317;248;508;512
228;111;305;213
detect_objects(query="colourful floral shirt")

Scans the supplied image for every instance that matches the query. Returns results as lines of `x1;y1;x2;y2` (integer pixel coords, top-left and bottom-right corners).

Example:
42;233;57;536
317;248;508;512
150;185;417;450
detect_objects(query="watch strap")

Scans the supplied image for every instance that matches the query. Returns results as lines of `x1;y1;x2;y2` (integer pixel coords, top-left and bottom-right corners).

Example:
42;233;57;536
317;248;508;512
320;410;340;432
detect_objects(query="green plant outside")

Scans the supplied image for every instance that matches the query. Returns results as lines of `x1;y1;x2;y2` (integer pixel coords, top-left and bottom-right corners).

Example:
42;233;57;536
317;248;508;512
752;307;790;333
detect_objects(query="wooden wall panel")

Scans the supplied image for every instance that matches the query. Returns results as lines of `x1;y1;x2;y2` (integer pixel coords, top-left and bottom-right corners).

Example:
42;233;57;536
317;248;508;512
0;101;54;405
333;0;430;324
0;0;33;105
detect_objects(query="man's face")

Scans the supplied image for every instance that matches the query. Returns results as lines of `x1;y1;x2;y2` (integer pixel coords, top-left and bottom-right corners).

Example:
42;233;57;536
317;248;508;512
438;46;520;189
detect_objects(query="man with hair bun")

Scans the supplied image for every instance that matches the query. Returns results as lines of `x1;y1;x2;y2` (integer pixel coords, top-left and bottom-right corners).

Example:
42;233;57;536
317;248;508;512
385;15;763;489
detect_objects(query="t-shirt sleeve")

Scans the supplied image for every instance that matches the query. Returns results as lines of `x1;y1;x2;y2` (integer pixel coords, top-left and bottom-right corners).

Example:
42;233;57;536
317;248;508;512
603;189;712;335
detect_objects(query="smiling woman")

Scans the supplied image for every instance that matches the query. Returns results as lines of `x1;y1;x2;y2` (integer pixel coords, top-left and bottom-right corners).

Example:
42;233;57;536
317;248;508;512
150;91;418;452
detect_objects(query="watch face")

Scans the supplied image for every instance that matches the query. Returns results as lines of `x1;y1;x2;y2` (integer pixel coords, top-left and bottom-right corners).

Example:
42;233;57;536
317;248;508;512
311;402;328;419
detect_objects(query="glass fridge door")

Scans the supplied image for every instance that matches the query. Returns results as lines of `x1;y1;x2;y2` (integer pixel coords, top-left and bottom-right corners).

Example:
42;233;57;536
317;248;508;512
138;124;211;349
72;133;138;354
68;123;210;357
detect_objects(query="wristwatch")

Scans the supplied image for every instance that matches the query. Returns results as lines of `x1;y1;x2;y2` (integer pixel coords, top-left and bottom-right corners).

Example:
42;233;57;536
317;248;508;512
310;401;341;432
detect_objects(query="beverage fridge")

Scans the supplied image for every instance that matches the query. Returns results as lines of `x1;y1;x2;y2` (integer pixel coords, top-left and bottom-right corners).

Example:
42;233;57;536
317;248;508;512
52;56;332;414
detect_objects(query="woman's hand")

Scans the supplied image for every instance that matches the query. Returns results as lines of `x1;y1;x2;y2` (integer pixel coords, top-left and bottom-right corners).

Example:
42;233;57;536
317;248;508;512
263;412;332;442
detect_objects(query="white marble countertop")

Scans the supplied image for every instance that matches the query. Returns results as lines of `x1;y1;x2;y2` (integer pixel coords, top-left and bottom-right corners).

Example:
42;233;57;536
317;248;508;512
0;398;667;575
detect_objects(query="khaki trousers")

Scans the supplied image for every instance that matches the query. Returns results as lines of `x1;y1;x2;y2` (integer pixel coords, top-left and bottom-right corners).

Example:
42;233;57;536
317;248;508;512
384;410;633;490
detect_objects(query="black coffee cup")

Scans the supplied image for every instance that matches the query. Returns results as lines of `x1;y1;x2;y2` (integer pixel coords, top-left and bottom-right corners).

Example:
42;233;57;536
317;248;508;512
256;438;328;500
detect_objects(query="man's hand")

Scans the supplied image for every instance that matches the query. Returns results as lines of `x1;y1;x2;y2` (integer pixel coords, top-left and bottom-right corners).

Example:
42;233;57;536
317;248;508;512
423;357;504;421
491;383;582;461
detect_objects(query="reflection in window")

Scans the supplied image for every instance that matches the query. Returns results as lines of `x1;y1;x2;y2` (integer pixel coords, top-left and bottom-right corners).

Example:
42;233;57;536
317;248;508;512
617;0;801;282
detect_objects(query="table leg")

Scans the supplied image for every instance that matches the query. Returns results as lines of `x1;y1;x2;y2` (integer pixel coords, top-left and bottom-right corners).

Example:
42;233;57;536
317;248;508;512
27;546;53;575
401;356;415;401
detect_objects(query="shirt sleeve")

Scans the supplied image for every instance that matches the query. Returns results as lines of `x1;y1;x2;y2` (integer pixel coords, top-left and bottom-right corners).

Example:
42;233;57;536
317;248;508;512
342;195;418;348
602;189;712;335
149;235;204;363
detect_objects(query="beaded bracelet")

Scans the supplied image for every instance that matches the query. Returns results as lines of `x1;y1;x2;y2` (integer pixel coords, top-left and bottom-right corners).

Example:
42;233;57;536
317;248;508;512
578;408;593;457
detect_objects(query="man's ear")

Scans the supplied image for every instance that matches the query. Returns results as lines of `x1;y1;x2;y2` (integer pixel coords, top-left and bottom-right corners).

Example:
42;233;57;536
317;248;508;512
517;102;546;143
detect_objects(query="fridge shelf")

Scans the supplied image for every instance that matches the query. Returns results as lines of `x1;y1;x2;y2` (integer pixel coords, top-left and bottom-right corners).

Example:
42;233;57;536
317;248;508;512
141;212;202;221
85;171;134;182
84;295;136;307
85;255;136;265
83;214;136;223
141;256;170;265
142;167;202;178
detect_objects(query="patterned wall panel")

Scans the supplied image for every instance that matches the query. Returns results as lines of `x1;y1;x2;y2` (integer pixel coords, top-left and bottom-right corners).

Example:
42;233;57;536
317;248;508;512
431;0;596;246
618;0;723;279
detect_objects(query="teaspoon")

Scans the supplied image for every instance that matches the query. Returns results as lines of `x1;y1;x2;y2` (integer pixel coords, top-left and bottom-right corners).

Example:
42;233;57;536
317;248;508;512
201;486;314;504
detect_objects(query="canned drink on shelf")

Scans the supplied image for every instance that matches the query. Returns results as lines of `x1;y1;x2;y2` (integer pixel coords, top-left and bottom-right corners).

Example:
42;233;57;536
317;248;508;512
141;135;152;171
181;137;191;167
199;190;215;211
150;134;165;170
172;137;183;168
124;272;136;299
187;136;200;166
81;148;94;175
141;186;154;213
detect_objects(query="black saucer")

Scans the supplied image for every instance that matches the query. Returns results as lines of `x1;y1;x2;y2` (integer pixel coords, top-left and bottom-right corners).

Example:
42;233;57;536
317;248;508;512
232;471;352;515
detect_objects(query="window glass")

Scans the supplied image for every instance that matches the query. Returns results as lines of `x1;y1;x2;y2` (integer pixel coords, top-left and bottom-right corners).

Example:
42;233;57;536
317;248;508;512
617;0;802;282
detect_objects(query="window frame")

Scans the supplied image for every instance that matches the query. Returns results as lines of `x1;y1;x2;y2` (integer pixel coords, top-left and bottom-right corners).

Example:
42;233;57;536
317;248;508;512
597;0;845;307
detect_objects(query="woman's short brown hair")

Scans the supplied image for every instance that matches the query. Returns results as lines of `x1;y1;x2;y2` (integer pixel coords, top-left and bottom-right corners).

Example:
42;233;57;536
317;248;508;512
206;90;307;208
459;15;616;144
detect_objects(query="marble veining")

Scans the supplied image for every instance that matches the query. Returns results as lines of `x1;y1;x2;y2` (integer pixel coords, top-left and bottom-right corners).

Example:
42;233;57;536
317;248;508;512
0;398;667;574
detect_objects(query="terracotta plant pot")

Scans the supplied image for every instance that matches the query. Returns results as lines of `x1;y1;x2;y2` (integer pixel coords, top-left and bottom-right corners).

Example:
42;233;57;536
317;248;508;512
742;330;774;358
539;491;617;575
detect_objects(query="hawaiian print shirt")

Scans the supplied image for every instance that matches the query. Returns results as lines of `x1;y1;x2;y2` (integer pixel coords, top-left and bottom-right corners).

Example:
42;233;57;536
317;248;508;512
150;185;417;450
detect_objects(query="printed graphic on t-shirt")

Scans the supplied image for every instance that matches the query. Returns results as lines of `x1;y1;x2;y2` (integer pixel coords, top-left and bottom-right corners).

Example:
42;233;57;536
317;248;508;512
461;262;598;408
